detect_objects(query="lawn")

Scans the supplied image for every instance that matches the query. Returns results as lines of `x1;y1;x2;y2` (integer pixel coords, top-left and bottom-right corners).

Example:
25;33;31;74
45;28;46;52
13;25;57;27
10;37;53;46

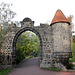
0;68;13;75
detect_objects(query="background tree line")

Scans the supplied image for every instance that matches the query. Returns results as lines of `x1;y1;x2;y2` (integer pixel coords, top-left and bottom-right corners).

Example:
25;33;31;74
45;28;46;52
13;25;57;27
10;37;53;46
67;15;75;62
67;15;75;43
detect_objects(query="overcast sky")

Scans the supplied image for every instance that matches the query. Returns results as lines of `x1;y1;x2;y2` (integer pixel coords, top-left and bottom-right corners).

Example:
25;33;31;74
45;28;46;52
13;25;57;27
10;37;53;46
0;0;75;30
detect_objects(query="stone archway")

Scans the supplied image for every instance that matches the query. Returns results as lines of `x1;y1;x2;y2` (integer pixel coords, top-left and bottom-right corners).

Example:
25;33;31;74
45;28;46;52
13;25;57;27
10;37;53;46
1;17;71;70
12;27;43;66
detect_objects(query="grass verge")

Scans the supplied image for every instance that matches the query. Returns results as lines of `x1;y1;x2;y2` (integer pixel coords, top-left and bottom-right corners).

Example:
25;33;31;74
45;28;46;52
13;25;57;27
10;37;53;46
0;68;13;75
42;67;61;71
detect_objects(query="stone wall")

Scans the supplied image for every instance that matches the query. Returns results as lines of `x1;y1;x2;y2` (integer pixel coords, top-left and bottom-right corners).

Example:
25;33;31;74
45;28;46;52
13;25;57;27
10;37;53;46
0;18;71;70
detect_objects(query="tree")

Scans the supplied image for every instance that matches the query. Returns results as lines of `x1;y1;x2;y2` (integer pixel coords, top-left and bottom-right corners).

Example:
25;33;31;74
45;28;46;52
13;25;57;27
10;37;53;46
67;15;74;31
67;15;74;43
0;2;16;48
0;2;16;29
16;31;40;64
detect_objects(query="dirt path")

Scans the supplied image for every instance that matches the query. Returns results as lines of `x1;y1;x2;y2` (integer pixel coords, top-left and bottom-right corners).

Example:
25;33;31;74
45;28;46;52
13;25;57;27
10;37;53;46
7;57;75;75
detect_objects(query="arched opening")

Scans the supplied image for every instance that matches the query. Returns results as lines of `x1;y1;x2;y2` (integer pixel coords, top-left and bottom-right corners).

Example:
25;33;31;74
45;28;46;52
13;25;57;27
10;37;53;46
12;27;43;66
16;31;40;64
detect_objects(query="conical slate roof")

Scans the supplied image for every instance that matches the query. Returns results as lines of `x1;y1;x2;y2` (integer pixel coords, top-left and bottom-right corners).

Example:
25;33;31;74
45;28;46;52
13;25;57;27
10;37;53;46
50;9;70;25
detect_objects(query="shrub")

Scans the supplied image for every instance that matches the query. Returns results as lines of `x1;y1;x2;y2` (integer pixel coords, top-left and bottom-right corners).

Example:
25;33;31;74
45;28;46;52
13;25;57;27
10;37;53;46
66;63;73;69
42;67;61;71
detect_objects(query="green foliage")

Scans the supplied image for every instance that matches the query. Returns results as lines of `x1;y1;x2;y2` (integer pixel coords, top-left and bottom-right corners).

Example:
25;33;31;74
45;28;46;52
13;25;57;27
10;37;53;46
25;56;33;59
0;52;3;64
0;2;16;29
72;31;75;33
73;35;75;39
0;29;6;47
66;63;73;69
69;58;75;62
71;43;75;59
0;2;16;49
42;67;61;71
0;68;13;75
69;43;75;62
16;31;40;64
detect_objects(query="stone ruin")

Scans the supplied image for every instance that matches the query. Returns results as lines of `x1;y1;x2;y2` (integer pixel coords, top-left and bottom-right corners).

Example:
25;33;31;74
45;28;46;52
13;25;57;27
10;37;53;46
0;9;72;70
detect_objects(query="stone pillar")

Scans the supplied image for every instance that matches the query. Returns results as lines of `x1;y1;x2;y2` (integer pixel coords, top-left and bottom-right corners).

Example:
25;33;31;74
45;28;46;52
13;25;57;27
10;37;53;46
39;24;53;68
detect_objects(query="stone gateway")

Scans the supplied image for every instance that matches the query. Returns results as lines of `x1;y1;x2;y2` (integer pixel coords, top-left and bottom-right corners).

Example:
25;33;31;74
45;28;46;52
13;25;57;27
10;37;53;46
1;9;72;70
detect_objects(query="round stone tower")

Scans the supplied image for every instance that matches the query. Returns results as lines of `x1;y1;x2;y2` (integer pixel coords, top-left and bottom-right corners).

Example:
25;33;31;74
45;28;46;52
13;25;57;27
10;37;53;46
50;9;72;69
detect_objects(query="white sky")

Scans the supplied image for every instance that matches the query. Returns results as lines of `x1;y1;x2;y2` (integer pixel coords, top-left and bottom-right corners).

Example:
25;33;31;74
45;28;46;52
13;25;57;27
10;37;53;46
0;0;75;30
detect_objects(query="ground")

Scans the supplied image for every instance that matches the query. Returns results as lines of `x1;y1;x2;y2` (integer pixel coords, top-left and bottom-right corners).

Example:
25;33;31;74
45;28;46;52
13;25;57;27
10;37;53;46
7;57;75;75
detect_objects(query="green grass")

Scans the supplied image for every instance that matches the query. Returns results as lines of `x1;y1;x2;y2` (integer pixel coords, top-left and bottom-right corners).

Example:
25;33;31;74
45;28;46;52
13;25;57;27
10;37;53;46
0;68;13;75
42;67;61;71
25;56;33;59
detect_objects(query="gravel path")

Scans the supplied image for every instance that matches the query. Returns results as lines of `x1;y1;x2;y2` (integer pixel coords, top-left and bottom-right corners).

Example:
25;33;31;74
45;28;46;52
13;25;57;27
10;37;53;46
7;57;75;75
